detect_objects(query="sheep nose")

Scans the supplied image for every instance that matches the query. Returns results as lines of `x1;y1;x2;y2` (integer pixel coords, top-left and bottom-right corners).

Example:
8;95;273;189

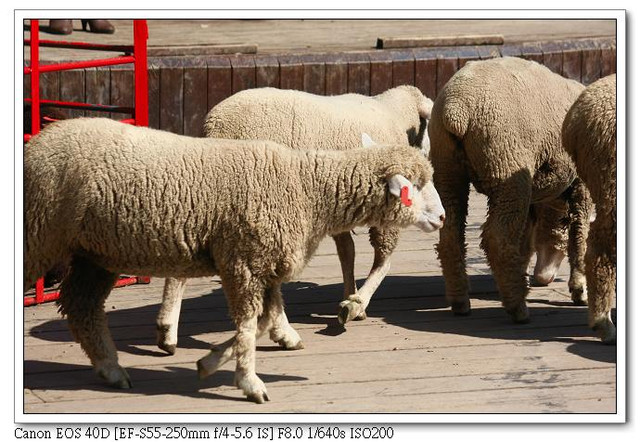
439;213;446;223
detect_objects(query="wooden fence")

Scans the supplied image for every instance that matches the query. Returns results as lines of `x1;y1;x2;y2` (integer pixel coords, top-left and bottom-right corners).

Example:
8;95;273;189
24;37;616;137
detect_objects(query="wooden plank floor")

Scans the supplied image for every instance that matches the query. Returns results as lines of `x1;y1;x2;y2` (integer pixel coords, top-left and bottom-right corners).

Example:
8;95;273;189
22;190;617;414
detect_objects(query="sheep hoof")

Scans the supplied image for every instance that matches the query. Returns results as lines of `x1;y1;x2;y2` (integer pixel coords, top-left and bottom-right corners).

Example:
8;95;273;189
338;296;364;325
98;365;132;389
272;326;304;350
450;299;471;316
156;324;177;355
277;338;305;351
236;374;269;404
196;359;209;380
354;311;367;321
507;302;530;324
593;320;616;345
571;288;588;306
247;392;270;404
158;342;177;355
338;303;358;325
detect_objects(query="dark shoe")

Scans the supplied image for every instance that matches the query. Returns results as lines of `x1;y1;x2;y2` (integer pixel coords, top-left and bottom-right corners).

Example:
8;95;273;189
81;19;115;34
48;20;73;35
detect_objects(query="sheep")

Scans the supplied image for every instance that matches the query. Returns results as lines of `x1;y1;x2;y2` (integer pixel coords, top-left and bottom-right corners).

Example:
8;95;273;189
562;74;617;344
24;117;445;403
203;85;433;151
428;56;592;323
156;85;434;354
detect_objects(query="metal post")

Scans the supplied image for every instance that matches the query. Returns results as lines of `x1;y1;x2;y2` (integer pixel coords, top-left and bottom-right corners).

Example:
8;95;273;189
29;20;39;137
29;19;46;305
133;20;149;127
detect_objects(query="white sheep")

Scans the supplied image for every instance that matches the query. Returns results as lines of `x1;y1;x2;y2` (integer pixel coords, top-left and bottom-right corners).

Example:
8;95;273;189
156;85;434;354
428;56;592;323
562;74;617;343
24;117;445;403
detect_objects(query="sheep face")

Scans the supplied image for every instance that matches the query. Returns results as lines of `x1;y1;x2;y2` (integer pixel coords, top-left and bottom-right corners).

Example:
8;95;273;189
532;244;565;286
388;174;445;232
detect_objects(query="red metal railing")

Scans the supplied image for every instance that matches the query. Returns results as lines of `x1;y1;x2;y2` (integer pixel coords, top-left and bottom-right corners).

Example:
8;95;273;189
24;19;150;306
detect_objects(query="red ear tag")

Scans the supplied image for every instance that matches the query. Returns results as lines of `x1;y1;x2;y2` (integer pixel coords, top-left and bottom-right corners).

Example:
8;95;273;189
400;186;413;207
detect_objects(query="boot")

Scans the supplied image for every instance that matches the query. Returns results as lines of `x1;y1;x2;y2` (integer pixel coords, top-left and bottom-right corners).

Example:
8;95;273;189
48;20;73;35
81;19;115;34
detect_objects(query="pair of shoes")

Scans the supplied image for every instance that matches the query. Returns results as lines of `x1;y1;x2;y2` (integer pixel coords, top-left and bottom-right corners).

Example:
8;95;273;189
81;19;115;34
48;19;73;35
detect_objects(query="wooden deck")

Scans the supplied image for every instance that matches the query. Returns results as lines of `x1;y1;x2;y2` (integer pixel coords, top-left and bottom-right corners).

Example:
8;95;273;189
22;190;617;415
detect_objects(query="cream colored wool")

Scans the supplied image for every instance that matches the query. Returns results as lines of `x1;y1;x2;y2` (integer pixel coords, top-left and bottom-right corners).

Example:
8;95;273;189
205;86;431;319
151;86;434;353
428;56;591;323
562;74;617;343
24;117;439;402
204;85;433;150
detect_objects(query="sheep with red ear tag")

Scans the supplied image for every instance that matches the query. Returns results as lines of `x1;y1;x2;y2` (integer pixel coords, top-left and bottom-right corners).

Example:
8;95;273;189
157;88;436;354
24;117;444;403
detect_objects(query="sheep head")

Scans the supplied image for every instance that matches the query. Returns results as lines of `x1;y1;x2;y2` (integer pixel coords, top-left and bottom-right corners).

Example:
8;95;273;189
361;134;445;233
387;174;445;233
532;244;565;286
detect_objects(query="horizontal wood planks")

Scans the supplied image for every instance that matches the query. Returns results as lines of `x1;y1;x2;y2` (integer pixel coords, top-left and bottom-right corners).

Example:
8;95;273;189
25;37;615;138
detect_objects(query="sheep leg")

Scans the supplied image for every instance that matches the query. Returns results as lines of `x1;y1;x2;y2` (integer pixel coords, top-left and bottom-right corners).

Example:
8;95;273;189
266;285;304;350
197;269;269;403
197;299;303;382
197;314;273;379
567;179;592;306
481;180;533;323
197;335;236;378
586;214;616;344
233;314;269;403
332;232;357;300
198;284;304;379
199;320;269;403
432;138;471;315
198;317;270;403
57;255;129;388
338;227;398;324
156;277;188;355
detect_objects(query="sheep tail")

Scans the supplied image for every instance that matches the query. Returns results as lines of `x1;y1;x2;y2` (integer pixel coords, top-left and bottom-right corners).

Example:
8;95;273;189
418;96;434;120
441;99;470;139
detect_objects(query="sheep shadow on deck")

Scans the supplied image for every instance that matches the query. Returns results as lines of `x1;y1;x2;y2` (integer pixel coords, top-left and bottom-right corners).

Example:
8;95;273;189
27;274;614;367
23;358;306;402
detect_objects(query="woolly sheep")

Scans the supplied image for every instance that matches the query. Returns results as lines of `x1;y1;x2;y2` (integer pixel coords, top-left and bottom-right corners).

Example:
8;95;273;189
156;86;435;354
428;56;592;323
24;117;445;403
562;74;617;344
203;85;433;152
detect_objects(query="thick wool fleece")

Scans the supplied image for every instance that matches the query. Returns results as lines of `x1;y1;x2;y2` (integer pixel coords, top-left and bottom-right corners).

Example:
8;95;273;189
24;118;431;312
562;74;617;340
24;117;434;396
204;85;432;149
197;85;432;328
428;56;589;320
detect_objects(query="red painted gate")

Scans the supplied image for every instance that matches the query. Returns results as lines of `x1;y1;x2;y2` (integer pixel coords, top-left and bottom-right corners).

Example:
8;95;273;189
24;19;151;306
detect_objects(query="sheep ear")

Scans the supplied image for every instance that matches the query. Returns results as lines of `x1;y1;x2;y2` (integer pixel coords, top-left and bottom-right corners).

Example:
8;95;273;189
387;174;414;200
361;132;377;148
420;133;431;158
